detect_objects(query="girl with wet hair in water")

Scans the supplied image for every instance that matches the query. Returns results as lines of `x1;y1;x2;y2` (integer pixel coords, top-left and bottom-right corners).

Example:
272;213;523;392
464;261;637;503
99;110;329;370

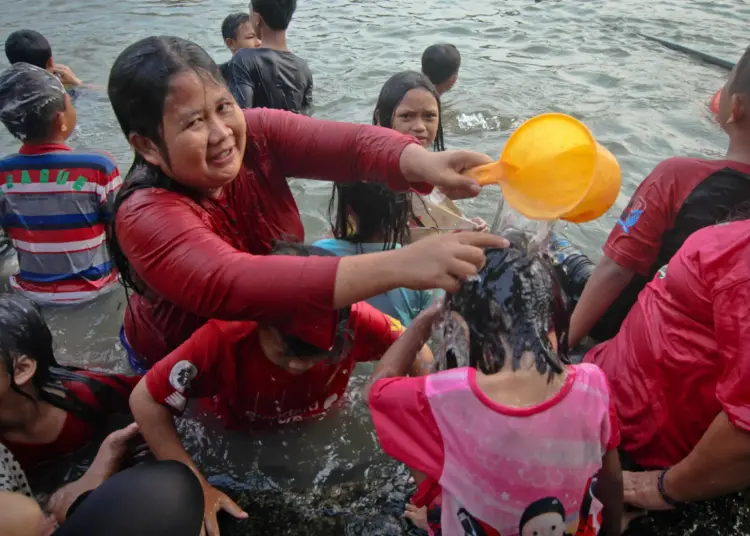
364;234;624;536
0;294;139;472
316;71;487;325
105;37;504;373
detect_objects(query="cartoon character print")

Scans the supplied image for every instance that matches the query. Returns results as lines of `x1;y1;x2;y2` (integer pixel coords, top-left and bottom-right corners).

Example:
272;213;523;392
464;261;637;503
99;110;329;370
519;497;567;536
457;508;501;536
617;196;646;235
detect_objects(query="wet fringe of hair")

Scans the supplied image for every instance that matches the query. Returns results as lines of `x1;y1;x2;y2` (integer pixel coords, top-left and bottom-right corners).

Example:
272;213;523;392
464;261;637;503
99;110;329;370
42;366;132;423
328;182;413;250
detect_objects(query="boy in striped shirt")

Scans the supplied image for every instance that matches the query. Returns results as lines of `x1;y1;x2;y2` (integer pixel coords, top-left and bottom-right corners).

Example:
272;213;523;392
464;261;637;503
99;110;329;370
0;63;120;305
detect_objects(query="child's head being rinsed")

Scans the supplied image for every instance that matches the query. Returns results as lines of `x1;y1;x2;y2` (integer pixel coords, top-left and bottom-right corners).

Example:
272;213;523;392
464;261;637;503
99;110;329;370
438;232;570;378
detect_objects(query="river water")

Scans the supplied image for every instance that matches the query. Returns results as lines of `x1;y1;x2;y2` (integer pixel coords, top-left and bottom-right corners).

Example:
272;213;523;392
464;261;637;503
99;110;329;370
0;0;747;534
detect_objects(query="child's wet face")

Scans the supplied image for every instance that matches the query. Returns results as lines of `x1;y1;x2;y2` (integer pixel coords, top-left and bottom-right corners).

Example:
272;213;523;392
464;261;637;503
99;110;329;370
153;71;246;196
390;88;439;148
231;21;261;53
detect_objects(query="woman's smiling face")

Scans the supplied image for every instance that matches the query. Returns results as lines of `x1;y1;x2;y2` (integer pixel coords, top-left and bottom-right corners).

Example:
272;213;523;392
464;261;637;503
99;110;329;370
141;70;247;197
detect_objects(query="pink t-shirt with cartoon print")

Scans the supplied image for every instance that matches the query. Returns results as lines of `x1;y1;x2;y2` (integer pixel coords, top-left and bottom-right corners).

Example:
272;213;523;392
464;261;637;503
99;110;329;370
369;363;619;536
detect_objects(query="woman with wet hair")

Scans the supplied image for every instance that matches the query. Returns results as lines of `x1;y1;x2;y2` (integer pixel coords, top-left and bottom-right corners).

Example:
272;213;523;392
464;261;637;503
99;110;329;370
106;38;504;370
0;294;139;471
364;236;624;536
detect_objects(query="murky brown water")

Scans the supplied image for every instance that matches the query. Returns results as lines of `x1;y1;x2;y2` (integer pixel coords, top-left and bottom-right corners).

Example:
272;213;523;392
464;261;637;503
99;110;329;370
1;0;747;533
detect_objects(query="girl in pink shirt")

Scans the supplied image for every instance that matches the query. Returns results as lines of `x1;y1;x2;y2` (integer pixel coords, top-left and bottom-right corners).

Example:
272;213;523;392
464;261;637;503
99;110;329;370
365;237;624;536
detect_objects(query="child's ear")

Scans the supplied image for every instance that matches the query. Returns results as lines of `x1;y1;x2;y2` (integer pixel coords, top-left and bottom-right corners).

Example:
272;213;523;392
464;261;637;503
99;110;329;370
224;38;235;52
46;56;54;70
13;356;37;388
54;110;68;134
728;93;745;125
129;133;166;169
373;110;381;126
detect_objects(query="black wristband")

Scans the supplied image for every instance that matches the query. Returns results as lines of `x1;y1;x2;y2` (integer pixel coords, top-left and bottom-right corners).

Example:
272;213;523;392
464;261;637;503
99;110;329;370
657;469;680;507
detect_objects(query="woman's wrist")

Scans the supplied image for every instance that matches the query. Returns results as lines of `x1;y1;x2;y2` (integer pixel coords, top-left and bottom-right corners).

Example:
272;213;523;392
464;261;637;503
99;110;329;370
656;469;680;507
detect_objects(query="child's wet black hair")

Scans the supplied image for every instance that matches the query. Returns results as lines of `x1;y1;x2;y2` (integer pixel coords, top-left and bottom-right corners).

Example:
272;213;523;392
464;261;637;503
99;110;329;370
106;36;225;299
421;44;461;87
0;63;66;143
0;294;131;422
373;70;445;152
441;231;570;378
4;30;52;69
328;183;412;251
222;13;252;40
252;0;297;31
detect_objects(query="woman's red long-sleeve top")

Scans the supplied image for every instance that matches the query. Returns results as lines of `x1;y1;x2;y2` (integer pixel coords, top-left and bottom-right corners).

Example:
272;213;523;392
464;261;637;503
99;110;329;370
117;109;427;367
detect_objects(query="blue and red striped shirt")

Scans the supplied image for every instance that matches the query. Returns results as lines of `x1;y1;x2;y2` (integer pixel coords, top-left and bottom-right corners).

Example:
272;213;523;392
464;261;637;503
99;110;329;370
0;143;121;304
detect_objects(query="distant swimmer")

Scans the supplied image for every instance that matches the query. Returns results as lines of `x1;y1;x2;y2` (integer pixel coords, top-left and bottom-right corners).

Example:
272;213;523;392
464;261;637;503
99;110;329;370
228;0;313;114
219;13;261;86
421;43;461;97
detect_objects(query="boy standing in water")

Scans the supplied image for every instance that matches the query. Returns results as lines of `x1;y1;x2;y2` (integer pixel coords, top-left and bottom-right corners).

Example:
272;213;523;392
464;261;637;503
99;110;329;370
228;0;313;114
567;45;750;347
421;44;461;96
219;13;261;85
0;64;121;304
4;30;84;89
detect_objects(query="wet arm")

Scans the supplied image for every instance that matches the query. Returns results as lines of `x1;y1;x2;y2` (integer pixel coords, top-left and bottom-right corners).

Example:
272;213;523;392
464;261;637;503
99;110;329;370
129;381;203;478
662;412;750;502
247;108;431;193
364;307;437;400
596;449;624;536
569;255;634;347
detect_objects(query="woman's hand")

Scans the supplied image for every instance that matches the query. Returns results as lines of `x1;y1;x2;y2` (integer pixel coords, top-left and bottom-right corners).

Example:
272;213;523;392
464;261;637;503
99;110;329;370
470;217;489;233
399;145;492;199
623;471;674;511
200;481;248;536
395;231;508;292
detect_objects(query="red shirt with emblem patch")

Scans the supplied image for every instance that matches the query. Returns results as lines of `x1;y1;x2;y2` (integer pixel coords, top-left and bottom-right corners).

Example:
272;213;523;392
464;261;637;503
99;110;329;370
144;302;404;428
586;221;750;468
591;157;750;341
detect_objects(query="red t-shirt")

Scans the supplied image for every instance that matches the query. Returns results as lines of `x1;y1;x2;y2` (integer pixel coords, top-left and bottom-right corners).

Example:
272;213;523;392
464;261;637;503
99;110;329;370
593;157;750;341
118;108;429;367
3;371;139;470
144;302;404;428
586;220;750;468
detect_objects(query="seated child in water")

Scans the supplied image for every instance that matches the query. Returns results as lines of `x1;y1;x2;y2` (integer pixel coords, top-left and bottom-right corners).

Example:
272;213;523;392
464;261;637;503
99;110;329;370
421;44;461;97
365;234;624;536
4;29;84;89
0;63;121;305
219;13;260;84
0;294;139;472
129;242;432;529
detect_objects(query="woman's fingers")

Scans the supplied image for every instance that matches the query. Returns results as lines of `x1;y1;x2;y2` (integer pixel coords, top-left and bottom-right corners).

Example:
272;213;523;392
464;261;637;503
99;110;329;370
448;258;479;281
204;513;220;536
454;231;508;249
220;496;249;519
